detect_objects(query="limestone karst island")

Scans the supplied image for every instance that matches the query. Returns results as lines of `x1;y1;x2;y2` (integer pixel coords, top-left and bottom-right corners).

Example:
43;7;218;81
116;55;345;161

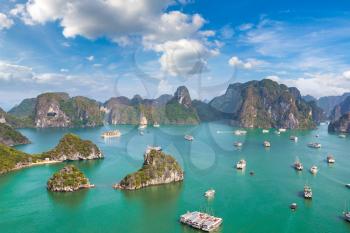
1;1;350;233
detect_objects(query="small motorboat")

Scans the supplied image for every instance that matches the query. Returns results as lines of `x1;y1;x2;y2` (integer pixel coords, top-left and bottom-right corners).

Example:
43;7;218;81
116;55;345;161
290;136;298;142
262;129;269;134
304;185;312;199
234;142;243;147
294;160;303;171
310;165;318;175
345;184;350;189
184;135;194;141
344;211;350;222
339;134;347;138
308;142;321;148
204;189;215;198
290;203;298;210
236;159;246;169
263;141;271;147
327;155;335;164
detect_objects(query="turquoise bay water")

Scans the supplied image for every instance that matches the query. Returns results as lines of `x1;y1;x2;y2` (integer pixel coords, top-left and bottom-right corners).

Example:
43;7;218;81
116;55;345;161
0;123;350;233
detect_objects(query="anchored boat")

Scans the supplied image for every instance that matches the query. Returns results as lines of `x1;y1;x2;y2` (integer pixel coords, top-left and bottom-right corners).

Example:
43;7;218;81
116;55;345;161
180;211;223;232
234;130;247;136
236;159;246;169
204;189;215;198
294;159;303;171
308;142;321;148
327;155;335;164
262;129;269;133
290;136;298;142
263;141;271;147
304;185;312;199
184;135;194;141
153;122;160;128
234;141;243;147
310;165;318;175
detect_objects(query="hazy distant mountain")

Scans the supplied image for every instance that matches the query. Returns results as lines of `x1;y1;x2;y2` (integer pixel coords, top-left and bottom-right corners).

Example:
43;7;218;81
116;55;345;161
318;93;350;117
104;86;199;125
302;95;317;102
8;98;37;118
6;79;323;129
329;96;350;122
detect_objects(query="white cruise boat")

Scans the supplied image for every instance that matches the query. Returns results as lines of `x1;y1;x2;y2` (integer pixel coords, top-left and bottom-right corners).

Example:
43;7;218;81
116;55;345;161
279;128;287;132
290;136;298;142
339;134;347;138
236;159;246;169
310;165;318;174
153;122;160;128
234;141;243;147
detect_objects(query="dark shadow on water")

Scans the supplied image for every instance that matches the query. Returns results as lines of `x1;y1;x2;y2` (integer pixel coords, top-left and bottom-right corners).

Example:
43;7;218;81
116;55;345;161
47;188;89;208
121;182;183;206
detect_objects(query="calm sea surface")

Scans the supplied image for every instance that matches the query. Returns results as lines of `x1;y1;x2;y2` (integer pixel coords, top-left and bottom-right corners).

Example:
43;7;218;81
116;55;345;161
0;123;349;233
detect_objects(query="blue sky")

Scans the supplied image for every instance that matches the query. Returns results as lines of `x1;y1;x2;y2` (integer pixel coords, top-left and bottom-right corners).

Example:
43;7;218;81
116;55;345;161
1;0;350;109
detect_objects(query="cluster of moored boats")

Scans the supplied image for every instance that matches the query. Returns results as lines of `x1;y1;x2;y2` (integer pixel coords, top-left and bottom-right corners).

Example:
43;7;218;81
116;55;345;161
231;128;350;223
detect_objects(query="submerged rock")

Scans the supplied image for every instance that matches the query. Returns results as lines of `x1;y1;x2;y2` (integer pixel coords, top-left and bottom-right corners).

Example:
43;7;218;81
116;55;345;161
40;133;103;161
114;149;184;190
47;165;94;192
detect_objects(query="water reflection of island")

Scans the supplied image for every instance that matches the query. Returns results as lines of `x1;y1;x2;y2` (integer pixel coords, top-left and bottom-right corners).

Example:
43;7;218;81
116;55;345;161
47;188;89;208
122;182;183;206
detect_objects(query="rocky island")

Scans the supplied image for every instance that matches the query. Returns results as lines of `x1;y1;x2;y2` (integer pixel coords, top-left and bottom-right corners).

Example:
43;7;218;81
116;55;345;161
0;134;102;175
328;96;350;133
114;149;184;190
39;133;103;161
47;165;94;192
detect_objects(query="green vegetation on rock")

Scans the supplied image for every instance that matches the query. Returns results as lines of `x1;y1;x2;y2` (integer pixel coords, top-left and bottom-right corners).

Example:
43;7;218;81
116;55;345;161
0;144;38;175
0;123;30;146
39;133;103;161
116;149;184;190
47;165;91;192
0;133;102;175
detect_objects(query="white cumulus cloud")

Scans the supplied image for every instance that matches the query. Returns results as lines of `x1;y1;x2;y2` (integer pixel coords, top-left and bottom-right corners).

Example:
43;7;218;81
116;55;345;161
0;13;14;30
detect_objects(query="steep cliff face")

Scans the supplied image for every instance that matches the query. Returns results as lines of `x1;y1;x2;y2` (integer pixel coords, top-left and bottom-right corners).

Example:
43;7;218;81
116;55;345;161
0;123;30;146
40;133;103;161
114;149;184;190
104;86;199;125
33;93;103;128
35;93;71;127
330;96;350;121
47;165;93;192
209;79;317;129
328;112;350;133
